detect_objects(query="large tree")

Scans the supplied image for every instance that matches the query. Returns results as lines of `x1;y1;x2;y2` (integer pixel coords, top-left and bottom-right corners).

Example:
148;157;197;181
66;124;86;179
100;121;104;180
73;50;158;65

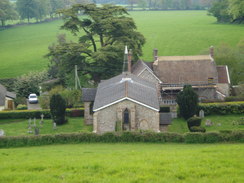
0;0;18;26
47;4;145;85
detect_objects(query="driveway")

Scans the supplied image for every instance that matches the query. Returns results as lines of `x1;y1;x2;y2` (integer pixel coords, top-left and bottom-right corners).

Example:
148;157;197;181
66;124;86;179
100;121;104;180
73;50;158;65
27;100;41;110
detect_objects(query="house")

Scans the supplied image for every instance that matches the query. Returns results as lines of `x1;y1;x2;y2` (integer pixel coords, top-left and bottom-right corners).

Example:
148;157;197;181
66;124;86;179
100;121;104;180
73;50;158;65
132;47;230;106
0;84;16;111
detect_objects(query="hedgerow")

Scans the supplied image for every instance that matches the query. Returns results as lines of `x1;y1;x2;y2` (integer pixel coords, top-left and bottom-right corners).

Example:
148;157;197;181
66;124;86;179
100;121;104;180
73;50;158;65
0;131;243;148
0;108;84;120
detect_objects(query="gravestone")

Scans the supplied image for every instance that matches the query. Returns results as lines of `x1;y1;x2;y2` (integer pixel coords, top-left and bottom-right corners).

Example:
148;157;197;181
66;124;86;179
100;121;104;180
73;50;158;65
199;110;205;118
205;119;213;127
27;126;33;133
34;127;39;135
53;122;57;130
0;129;5;136
33;118;36;127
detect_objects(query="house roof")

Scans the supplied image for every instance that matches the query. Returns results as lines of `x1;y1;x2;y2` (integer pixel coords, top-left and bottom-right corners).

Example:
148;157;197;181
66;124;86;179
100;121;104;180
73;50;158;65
82;88;97;102
93;73;160;112
0;84;7;106
132;60;162;83
217;65;230;84
153;55;218;85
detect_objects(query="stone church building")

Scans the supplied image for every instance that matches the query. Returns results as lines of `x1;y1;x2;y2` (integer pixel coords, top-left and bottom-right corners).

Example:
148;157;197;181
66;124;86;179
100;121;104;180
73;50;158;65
82;46;230;133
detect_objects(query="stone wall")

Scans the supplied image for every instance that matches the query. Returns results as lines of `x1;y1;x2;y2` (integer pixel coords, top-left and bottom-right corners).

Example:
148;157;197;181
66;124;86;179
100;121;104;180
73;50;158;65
93;100;160;133
194;87;216;100
84;102;93;125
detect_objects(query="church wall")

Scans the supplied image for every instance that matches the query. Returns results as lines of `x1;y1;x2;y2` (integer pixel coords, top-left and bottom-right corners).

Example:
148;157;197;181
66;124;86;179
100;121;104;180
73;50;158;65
93;100;159;133
84;102;93;125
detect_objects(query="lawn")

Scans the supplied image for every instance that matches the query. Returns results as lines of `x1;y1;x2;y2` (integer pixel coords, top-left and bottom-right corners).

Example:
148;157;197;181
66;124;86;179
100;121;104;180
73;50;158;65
1;11;244;78
0;117;92;136
0;143;243;183
169;114;244;133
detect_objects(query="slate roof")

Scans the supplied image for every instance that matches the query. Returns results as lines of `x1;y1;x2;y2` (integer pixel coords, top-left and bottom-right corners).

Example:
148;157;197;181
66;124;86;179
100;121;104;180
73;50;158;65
160;113;172;125
153;55;218;85
82;88;97;102
93;73;160;111
217;65;230;84
0;84;7;106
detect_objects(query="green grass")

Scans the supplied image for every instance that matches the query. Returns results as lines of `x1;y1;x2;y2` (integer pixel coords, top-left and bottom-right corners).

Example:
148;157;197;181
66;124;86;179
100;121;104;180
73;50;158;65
1;11;244;78
0;117;92;136
169;114;244;133
0;143;243;182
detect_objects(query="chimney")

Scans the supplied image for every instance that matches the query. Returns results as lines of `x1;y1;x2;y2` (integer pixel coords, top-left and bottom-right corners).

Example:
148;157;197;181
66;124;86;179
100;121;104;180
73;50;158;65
128;49;132;73
210;46;214;58
153;48;158;61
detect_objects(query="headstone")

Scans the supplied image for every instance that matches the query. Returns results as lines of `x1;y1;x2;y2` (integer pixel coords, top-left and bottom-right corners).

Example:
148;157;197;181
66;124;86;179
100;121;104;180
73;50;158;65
28;118;32;127
41;114;44;121
199;110;205;118
33;118;36;127
27;126;33;133
53;122;57;130
205;119;213;127
0;129;5;136
34;127;39;135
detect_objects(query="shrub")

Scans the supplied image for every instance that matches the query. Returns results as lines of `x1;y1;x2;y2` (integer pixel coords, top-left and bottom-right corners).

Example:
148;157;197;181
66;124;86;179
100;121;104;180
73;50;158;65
190;126;206;133
184;133;205;143
187;116;202;130
204;132;223;143
16;104;27;110
50;94;67;125
176;85;199;120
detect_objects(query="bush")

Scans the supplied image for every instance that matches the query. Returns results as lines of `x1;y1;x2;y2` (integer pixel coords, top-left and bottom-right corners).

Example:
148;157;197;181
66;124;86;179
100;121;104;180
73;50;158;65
204;132;223;143
199;102;244;115
187;116;202;130
50;94;67;125
0;108;84;120
16;104;27;110
190;126;206;133
184;133;205;143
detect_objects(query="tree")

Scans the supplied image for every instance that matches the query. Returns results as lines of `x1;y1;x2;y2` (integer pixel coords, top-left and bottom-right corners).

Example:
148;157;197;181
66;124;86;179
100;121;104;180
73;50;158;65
228;0;244;23
176;85;199;120
50;94;67;125
47;4;145;84
208;0;231;22
0;0;18;26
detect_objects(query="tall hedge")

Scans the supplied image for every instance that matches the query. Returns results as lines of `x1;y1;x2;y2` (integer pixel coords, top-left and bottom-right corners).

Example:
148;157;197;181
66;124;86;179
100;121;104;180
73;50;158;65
199;103;244;115
50;94;67;125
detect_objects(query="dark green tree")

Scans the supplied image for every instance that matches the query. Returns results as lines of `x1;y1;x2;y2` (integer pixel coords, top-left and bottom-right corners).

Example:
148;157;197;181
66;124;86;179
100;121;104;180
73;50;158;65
46;4;145;84
208;0;231;23
50;94;67;125
0;0;18;26
229;0;244;23
176;85;199;120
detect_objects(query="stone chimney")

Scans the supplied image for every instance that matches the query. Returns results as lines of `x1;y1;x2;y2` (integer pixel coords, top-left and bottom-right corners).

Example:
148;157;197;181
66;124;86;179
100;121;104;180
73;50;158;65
153;48;158;61
128;49;132;73
210;46;214;58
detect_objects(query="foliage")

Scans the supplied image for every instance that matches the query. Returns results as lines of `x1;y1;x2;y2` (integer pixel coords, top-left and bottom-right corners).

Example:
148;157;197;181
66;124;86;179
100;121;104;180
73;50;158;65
208;0;244;23
47;4;145;84
16;104;27;110
13;70;49;98
0;108;84;119
187;116;202;129
189;126;206;133
199;102;244;115
176;85;199;120
0;0;18;26
50;94;67;125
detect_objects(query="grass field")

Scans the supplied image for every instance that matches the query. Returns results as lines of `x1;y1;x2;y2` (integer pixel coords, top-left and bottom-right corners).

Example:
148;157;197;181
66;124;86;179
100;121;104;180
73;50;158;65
0;143;243;183
0;115;243;136
1;11;244;78
0;117;92;136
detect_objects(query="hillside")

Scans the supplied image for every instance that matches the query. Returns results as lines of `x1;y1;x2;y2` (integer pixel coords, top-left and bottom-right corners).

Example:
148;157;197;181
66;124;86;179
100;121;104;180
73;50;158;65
0;11;244;79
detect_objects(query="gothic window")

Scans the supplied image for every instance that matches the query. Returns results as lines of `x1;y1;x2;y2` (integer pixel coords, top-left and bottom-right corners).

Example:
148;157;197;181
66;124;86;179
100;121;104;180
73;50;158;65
123;108;130;124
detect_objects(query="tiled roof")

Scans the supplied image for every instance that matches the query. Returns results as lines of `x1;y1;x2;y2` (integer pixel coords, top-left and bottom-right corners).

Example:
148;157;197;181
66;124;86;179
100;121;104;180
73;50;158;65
153;55;218;85
217;65;230;84
93;73;160;111
82;88;97;102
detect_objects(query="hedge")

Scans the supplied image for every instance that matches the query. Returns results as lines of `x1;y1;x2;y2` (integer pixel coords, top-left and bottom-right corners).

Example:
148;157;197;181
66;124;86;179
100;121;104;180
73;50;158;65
0;108;84;120
198;102;244;115
0;131;243;148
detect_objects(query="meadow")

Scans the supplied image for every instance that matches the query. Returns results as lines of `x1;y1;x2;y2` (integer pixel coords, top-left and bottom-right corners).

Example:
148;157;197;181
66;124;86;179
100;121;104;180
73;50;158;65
0;143;243;183
1;11;244;78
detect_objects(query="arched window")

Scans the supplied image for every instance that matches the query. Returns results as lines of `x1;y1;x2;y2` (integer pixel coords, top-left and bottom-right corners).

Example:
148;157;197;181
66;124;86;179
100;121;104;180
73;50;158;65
123;108;130;124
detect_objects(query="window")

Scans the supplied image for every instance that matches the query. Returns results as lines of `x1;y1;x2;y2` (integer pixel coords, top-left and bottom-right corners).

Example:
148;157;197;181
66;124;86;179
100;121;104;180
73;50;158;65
123;108;130;124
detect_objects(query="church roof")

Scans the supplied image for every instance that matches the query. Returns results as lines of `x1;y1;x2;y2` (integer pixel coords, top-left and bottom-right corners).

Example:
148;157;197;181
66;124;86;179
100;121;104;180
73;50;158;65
93;73;160;112
82;88;97;102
